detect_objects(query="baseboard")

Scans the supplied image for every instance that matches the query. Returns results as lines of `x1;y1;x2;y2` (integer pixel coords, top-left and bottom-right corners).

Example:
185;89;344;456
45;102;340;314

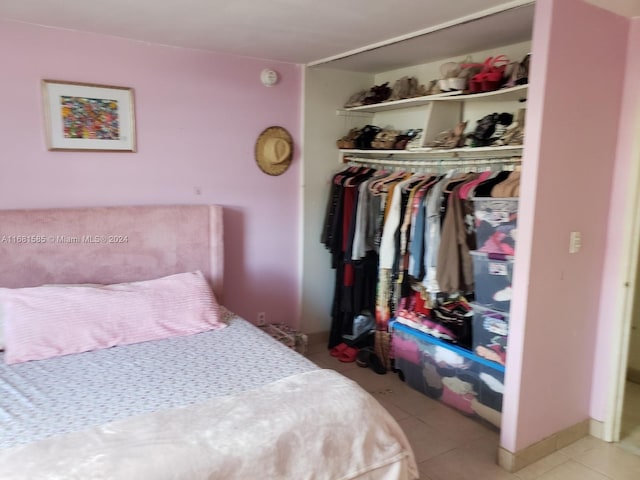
498;419;590;472
589;418;606;440
627;367;640;384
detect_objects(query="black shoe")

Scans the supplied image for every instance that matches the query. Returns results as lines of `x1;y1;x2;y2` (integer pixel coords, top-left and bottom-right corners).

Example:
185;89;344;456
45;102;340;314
356;347;387;375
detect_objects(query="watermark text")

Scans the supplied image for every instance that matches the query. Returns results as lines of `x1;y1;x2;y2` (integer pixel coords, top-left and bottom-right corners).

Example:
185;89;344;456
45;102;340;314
0;234;129;245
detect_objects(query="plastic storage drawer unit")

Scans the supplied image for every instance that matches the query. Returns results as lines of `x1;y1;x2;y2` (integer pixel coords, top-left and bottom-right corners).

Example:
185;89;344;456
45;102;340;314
473;197;518;256
471;251;514;312
390;321;505;428
471;303;509;367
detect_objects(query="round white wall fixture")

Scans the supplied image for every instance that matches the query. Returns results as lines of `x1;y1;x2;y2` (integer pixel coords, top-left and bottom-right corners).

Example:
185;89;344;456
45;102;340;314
260;69;279;87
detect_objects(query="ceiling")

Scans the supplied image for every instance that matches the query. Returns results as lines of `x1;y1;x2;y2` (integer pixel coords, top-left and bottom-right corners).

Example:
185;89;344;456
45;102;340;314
585;0;640;17
0;0;535;70
317;4;534;73
2;1;637;72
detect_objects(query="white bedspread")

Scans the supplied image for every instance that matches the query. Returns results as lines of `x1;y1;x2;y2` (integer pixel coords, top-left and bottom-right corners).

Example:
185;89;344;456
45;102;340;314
0;315;316;449
0;369;419;480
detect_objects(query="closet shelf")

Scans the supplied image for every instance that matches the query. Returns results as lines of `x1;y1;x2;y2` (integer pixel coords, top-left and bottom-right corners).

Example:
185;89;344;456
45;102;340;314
339;84;528;114
340;145;523;162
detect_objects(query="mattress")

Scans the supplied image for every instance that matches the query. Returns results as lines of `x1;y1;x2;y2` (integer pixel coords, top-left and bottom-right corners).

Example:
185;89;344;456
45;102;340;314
0;312;317;450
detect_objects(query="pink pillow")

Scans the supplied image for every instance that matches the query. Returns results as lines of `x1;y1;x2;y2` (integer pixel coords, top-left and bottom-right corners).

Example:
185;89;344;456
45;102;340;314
1;271;225;364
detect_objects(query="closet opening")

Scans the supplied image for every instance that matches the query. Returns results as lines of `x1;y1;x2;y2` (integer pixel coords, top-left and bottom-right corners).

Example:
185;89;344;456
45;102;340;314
615;244;640;455
606;96;640;454
323;152;522;429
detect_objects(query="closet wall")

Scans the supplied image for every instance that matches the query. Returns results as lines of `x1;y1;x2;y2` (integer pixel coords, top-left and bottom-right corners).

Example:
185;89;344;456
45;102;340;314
301;68;372;335
502;0;628;454
301;0;635;467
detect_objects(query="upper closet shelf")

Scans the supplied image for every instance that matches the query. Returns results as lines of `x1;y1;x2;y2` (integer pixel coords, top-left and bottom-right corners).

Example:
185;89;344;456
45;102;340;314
340;145;523;163
338;84;528;114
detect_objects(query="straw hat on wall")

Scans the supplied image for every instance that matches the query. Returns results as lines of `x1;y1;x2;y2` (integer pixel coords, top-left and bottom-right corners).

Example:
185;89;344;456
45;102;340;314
255;126;293;176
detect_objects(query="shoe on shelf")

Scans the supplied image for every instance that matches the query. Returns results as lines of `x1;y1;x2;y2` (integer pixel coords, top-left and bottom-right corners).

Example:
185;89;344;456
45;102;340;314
449;56;484;91
336;127;361;149
427;121;467;149
469;55;510;93
344;89;368;108
438;61;461;92
481;55;510;92
388;76;421;101
468;57;492;93
504;53;531;88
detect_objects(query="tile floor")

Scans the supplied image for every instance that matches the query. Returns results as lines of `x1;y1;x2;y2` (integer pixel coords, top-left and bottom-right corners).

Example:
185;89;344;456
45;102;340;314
306;344;640;480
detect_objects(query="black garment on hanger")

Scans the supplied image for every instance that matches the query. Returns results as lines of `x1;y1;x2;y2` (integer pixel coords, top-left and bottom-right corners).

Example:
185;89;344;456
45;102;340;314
473;170;511;197
324;167;376;348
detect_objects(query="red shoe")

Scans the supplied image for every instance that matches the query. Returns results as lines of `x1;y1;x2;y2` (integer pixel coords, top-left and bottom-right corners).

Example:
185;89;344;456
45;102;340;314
330;342;349;357
469;57;493;93
469;55;510;93
481;55;509;92
338;346;359;363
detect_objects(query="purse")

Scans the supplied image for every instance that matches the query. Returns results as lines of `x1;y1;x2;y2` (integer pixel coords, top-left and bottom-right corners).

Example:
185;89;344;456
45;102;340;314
362;82;392;105
336;127;362;149
468;113;513;147
343;90;368;108
371;130;400;149
355;125;382;149
394;129;422;150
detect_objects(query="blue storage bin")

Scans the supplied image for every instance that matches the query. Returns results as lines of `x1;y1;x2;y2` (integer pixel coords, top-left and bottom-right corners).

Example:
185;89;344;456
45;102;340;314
390;321;505;427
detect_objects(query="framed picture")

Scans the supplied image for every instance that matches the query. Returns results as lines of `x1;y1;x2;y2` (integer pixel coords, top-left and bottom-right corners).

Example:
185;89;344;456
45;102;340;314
41;80;136;152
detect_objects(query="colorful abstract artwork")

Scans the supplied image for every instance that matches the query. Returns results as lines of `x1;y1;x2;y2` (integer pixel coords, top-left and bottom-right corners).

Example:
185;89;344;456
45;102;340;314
61;96;120;140
42;80;136;151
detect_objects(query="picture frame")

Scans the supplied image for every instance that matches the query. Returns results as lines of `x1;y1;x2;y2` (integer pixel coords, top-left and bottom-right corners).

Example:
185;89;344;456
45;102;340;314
41;80;136;152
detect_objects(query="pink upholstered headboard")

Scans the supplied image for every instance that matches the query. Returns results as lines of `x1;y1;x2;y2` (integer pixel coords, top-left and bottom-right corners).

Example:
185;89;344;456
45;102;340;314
0;205;224;300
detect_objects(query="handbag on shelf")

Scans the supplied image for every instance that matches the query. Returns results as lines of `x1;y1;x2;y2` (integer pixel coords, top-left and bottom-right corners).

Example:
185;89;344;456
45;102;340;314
468;113;513;147
355;125;382;149
362;82;392;105
371;129;401;149
503;53;530;88
336;127;362;149
393;129;422;150
343;90;368;108
426;122;468;149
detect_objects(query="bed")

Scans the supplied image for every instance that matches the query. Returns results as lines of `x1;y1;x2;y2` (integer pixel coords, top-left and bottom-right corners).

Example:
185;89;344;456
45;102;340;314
0;205;418;480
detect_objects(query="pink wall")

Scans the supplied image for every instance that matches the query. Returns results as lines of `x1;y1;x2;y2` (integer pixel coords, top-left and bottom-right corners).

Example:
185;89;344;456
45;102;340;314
0;20;302;326
502;0;628;452
591;17;640;423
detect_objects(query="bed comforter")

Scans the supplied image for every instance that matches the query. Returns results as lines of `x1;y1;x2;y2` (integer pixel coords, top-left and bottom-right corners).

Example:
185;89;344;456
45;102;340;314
0;369;419;480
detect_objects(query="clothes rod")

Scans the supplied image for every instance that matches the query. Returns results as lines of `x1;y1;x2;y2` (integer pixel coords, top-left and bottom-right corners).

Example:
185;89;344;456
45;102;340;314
343;156;522;168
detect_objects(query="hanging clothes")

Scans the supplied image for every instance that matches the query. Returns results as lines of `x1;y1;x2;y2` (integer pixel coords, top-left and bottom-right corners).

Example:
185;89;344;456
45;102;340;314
322;166;376;348
437;172;479;295
422;171;456;295
322;161;521;351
